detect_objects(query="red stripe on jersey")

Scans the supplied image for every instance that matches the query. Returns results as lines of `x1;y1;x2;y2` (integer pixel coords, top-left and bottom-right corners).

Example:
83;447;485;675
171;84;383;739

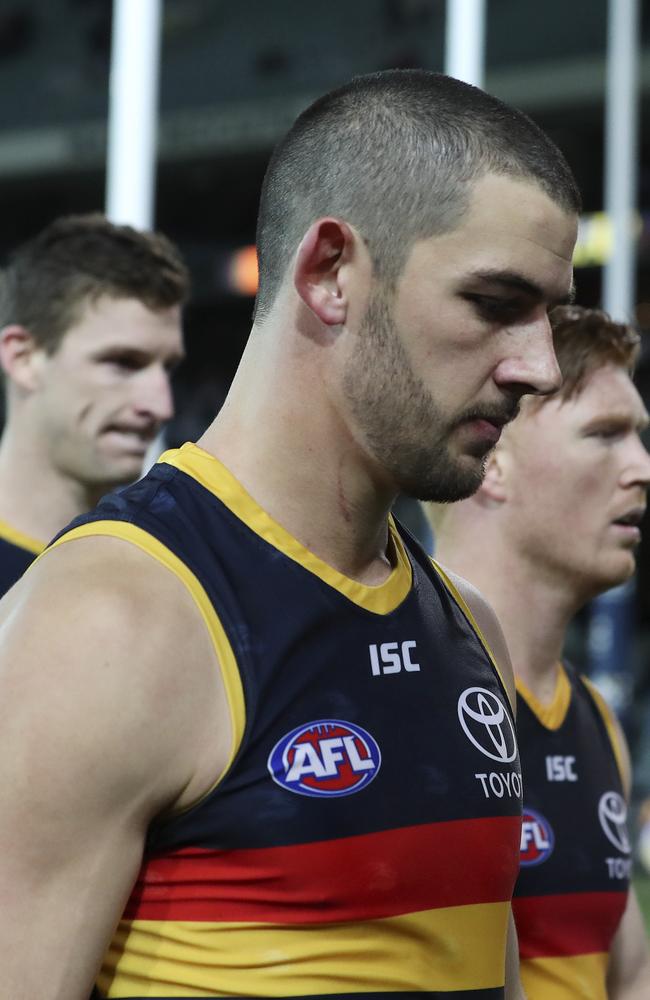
124;816;521;923
514;890;627;958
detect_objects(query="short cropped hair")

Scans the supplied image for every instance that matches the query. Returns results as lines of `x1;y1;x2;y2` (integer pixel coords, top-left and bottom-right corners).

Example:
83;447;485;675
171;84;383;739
0;213;190;352
548;304;640;403
254;69;581;319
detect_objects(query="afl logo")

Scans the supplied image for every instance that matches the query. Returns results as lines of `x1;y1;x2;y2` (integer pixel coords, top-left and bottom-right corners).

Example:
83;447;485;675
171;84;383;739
268;720;381;798
457;687;517;762
520;808;555;867
598;791;631;854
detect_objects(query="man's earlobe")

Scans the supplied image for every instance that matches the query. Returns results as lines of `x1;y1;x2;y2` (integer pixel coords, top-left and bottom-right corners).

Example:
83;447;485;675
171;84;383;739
481;448;508;503
293;218;355;326
0;325;42;391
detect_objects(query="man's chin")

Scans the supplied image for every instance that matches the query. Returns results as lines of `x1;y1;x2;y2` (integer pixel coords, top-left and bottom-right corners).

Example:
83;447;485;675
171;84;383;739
398;454;487;504
587;558;636;599
89;456;146;490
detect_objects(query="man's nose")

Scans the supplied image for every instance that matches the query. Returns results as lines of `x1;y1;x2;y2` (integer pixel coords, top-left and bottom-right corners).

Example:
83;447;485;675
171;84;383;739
623;436;650;491
134;365;175;423
493;315;562;399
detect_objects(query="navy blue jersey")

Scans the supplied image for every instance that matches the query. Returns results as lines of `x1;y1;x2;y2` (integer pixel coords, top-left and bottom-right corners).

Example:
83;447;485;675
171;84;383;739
53;444;523;999
513;664;629;999
0;520;43;596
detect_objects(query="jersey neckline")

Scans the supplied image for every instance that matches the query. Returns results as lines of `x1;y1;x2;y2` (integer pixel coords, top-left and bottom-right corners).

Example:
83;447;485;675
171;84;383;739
159;443;413;615
516;662;571;730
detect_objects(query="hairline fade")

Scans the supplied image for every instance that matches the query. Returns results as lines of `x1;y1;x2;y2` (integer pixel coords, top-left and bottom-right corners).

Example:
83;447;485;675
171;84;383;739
254;69;581;321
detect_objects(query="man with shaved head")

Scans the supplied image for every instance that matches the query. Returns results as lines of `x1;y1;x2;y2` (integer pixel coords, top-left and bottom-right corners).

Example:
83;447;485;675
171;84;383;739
0;71;578;998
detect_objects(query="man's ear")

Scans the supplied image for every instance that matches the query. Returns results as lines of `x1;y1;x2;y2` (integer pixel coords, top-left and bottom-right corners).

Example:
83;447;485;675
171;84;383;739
480;446;509;503
293;218;356;326
0;324;44;391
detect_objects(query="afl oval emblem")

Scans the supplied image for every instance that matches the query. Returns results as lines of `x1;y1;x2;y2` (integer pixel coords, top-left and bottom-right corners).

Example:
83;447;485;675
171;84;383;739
520;808;555;867
268;719;381;798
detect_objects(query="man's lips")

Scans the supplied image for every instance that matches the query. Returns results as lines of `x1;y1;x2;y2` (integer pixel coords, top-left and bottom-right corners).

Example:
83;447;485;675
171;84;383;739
458;406;517;446
102;426;158;448
611;506;646;540
466;418;504;445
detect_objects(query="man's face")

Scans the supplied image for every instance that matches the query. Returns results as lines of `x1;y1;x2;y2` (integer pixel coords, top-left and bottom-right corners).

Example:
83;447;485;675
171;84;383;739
502;363;650;597
341;173;577;501
33;294;184;488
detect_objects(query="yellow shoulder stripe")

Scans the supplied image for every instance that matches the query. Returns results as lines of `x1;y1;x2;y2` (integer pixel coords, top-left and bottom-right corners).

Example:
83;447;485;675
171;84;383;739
46;521;246;801
581;675;628;794
0;518;45;555
431;558;513;714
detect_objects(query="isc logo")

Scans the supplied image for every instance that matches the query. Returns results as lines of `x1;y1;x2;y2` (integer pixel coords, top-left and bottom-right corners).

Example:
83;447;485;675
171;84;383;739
520;808;555;867
369;640;420;676
267;720;381;798
545;755;578;782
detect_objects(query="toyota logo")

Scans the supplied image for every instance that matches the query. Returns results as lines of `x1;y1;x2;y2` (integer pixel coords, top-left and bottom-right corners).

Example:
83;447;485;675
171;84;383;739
598;791;631;854
457;687;517;762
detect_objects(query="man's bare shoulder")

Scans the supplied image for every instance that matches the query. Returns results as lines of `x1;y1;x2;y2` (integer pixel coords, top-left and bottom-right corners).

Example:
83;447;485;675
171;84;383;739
437;563;517;711
0;532;232;816
0;532;235;997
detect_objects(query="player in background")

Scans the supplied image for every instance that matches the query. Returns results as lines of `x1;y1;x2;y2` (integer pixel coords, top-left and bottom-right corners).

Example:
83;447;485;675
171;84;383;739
432;305;650;999
0;213;188;593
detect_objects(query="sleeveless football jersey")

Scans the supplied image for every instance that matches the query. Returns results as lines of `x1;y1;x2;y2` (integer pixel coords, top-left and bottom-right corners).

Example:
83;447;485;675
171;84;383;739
51;444;522;999
0;519;43;596
513;664;629;1000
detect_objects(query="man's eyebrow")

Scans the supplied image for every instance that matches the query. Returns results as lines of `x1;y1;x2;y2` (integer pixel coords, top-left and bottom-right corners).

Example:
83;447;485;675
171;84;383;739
463;269;576;308
584;410;650;432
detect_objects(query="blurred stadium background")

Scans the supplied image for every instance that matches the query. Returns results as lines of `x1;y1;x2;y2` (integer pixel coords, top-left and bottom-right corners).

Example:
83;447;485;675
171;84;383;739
1;0;650;928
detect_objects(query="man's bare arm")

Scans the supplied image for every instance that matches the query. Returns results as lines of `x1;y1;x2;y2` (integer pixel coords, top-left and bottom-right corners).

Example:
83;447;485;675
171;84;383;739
505;909;527;1000
441;565;518;713
607;888;650;999
0;536;230;999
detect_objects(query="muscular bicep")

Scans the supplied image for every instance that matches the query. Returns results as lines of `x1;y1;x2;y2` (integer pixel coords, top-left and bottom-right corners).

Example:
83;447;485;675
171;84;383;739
0;537;229;999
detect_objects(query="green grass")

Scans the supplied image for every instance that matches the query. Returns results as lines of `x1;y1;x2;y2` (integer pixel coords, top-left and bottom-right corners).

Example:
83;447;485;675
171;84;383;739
634;873;650;935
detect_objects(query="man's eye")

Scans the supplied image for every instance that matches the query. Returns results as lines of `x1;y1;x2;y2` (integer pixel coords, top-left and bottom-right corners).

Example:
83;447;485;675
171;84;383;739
465;295;522;321
588;427;624;442
104;354;143;371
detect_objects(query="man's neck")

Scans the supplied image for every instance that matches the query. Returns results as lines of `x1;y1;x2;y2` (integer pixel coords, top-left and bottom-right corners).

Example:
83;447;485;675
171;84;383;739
436;524;577;704
0;428;99;545
198;339;397;587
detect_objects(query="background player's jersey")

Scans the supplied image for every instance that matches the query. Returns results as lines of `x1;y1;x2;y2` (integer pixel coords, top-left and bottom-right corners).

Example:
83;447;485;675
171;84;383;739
54;443;522;1000
0;519;43;596
513;663;629;1000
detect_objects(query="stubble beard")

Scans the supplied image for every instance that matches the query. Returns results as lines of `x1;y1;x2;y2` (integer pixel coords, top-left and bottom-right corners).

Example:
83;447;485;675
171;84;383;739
342;290;488;502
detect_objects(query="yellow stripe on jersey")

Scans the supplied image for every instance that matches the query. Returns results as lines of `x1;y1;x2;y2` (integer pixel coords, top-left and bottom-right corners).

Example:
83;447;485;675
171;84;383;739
0;517;44;555
516;663;572;731
520;951;609;1000
431;558;512;713
159;444;413;615
581;676;628;793
98;901;510;997
46;521;245;798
